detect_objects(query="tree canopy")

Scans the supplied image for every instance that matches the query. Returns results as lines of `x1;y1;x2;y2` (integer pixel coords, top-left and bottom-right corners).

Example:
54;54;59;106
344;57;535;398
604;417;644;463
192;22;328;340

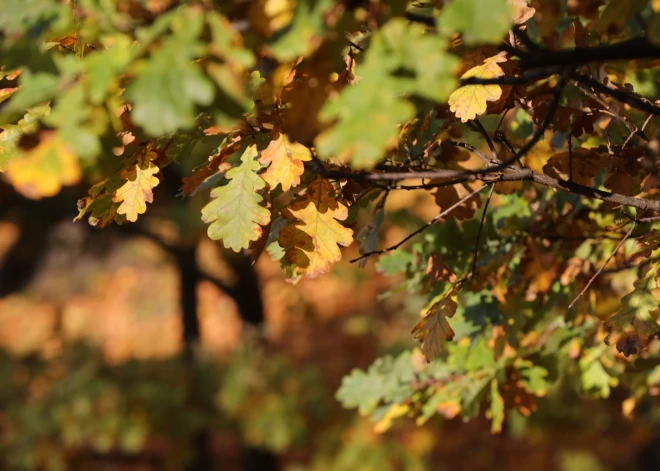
3;0;660;436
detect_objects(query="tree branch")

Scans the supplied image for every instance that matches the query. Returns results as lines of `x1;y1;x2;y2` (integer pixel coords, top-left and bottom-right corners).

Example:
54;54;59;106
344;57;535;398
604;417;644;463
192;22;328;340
349;184;488;263
330;166;660;213
517;37;660;69
572;72;660;117
568;221;637;309
468;184;495;278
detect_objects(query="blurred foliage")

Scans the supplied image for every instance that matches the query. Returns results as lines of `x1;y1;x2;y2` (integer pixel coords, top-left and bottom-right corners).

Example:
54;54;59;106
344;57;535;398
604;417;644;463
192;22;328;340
4;0;660;469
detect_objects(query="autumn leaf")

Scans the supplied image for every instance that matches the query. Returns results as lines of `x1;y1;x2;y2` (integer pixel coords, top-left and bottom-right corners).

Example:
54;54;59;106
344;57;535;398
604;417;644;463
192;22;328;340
542;148;603;186
448;52;507;122
411;294;458;362
113;150;160;222
278;179;354;278
0;103;51;171
258;133;311;191
489;379;505;433
201;145;271;251
604;276;660;357
4;131;81;199
434;184;481;220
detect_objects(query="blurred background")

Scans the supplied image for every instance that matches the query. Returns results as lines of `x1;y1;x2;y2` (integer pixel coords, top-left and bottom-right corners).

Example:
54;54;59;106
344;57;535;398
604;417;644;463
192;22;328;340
1;174;659;471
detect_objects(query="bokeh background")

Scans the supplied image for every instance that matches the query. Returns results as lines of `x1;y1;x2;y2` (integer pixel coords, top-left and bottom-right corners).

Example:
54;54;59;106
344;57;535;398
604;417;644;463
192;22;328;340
1;175;660;471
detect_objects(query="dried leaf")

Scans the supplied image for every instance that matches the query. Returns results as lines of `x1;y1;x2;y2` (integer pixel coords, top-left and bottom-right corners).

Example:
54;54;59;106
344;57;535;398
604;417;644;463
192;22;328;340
412;294;458;362
279;179;354;278
542;148;602;186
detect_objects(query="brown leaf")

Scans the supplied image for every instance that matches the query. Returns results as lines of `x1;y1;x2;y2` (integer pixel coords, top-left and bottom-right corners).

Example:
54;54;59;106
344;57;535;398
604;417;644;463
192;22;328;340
433;184;481;220
543;148;603;186
411;294;458;362
426;254;455;285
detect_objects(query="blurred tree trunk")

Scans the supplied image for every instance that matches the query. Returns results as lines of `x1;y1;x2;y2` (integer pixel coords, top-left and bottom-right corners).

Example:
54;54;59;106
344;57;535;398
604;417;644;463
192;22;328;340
178;246;278;471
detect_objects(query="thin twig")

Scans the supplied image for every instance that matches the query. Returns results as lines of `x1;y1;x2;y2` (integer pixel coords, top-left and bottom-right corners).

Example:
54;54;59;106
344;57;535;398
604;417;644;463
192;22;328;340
470;118;499;162
468;184;496;278
572;72;660;117
568;221;637;309
568;132;573;183
350;185;488;263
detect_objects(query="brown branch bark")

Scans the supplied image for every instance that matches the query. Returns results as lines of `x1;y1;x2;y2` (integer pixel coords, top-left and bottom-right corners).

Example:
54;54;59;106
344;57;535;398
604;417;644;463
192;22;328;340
332;167;660;213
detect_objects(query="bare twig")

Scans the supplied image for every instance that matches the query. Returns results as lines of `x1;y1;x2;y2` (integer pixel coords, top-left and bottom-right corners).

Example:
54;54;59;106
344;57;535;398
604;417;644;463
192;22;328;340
572;72;660;117
568;132;573;183
468;184;496;278
568;221;637;309
350;185;488;263
470;119;499;163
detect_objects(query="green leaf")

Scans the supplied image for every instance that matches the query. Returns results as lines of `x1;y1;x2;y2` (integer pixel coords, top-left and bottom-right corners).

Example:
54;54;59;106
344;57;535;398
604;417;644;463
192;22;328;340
2;72;58;115
126;8;214;136
336;352;415;415
83;35;133;105
316;19;457;169
269;0;333;61
604;276;660;357
357;207;384;267
201;145;271;251
0;0;67;35
438;0;511;44
0;103;50;171
579;348;615;398
489;379;505;433
376;251;413;275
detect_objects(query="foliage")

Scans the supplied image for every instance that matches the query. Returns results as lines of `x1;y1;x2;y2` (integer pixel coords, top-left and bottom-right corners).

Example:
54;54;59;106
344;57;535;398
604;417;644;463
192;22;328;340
3;0;660;438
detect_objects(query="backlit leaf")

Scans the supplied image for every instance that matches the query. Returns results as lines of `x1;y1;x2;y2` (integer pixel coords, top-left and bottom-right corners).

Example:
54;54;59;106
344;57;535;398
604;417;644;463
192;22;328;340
258;133;311;191
4;130;80;199
112;150;160;222
439;0;512;44
0;103;51;171
448;53;507;122
125;8;215;136
201;145;271;251
412;294;458;362
278;179;354;278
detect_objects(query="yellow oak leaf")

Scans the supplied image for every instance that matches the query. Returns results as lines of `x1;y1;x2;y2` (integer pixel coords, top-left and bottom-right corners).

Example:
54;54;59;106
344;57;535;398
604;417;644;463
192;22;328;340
411;293;457;362
448;52;507;122
5;131;81;199
279;179;354;278
258;133;311;191
112;151;159;222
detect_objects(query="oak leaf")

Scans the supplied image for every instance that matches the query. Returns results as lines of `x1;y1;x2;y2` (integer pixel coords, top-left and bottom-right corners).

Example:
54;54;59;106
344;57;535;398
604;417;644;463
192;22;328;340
542;148;602;186
278;179;354;278
433;184;481;220
113;150;160;222
0;103;51;171
448;53;507;122
604;276;660;357
412;294;458;362
201;145;271;251
258;133;311;191
5;131;81;199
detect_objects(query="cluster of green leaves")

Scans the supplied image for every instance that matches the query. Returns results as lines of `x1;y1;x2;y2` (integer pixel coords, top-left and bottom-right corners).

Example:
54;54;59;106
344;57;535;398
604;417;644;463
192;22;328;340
3;0;660;436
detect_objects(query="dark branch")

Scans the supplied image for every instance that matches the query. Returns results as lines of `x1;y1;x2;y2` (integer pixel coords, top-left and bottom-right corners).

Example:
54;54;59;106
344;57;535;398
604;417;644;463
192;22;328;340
468;184;495;278
572;72;660;117
517;37;660;69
